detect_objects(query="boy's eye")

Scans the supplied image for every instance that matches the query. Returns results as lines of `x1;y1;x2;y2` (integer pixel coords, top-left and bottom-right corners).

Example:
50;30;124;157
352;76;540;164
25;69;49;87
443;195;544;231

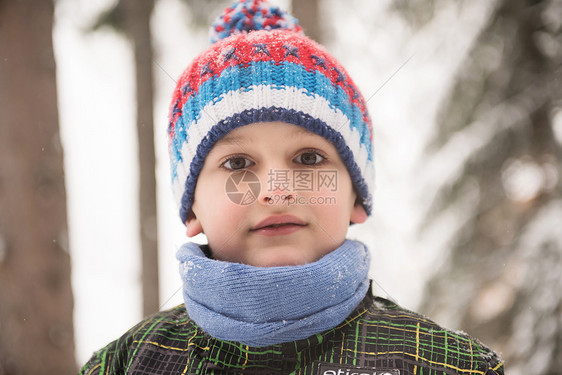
222;156;253;170
293;151;325;165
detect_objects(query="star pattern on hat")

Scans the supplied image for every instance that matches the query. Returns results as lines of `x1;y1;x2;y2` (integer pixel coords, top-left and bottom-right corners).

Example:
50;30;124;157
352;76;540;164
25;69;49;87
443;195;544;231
349;84;360;100
181;82;193;96
200;62;214;77
282;45;299;58
223;47;239;62
171;98;182;116
311;54;328;70
253;43;270;56
333;67;346;83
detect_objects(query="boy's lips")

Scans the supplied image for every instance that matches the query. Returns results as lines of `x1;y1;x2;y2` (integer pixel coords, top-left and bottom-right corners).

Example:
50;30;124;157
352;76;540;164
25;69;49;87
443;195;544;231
250;215;307;236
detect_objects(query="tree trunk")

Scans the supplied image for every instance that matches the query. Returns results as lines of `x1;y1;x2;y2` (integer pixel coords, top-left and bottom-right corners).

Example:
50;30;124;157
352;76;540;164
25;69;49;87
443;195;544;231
0;0;76;374
122;0;160;317
291;0;322;43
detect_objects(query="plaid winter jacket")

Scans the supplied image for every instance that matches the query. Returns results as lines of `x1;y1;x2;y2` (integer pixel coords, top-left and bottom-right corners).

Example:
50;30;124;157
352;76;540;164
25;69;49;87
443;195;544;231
79;287;503;375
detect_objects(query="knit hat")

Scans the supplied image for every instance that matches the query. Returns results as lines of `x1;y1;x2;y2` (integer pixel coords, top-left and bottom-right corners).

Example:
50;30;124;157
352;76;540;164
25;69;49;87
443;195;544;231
168;0;374;224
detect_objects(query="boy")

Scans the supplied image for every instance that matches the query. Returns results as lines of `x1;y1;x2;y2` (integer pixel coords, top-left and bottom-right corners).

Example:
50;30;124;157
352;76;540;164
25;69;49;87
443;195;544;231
80;0;504;373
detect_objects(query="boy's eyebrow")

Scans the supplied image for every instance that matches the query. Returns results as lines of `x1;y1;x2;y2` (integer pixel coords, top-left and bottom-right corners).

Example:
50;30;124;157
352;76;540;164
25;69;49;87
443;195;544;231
214;133;249;147
292;126;317;136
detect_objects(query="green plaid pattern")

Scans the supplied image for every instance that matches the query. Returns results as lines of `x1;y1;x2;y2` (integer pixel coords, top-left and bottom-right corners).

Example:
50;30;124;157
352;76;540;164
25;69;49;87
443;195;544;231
79;291;503;374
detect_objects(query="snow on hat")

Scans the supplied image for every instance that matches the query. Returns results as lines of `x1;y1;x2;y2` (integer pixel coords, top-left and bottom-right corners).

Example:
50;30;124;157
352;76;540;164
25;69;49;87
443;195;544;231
168;0;374;223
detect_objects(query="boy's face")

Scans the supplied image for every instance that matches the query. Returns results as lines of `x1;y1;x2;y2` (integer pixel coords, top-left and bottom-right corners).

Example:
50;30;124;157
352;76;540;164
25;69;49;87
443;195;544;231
186;122;367;267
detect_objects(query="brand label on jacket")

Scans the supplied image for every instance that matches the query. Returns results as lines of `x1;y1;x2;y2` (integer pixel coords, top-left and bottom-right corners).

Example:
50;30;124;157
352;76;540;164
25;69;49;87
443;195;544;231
317;363;400;375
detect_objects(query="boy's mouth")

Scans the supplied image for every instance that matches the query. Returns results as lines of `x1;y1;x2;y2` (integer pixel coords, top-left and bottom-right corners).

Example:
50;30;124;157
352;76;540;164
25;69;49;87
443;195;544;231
250;215;307;235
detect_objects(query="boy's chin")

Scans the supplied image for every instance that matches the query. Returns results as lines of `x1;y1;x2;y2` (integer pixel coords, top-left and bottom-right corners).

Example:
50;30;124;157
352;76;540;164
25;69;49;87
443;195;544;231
242;245;330;268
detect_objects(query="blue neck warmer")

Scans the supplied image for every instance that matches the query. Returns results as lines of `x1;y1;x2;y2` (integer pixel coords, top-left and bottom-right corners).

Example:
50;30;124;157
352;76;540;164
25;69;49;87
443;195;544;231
176;239;370;347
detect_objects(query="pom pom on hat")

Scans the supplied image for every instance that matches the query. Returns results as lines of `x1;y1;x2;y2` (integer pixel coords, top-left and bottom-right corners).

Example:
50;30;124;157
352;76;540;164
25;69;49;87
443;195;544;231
210;0;302;43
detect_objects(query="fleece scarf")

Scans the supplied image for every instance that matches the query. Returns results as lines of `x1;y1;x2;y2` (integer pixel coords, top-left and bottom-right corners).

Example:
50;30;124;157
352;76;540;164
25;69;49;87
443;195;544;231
176;239;370;347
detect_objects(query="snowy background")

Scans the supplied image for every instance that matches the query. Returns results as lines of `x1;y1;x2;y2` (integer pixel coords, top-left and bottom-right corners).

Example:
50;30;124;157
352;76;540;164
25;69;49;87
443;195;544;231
53;0;503;364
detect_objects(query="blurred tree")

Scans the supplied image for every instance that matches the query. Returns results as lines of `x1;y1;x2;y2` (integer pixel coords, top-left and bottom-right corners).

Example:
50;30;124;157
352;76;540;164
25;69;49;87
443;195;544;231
182;0;231;28
0;0;76;374
410;0;562;371
292;0;322;43
123;0;160;318
92;0;160;317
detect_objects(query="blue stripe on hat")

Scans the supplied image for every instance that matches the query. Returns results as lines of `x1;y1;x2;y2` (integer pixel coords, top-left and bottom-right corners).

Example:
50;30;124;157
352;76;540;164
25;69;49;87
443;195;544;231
180;61;368;141
169;61;372;180
178;63;359;128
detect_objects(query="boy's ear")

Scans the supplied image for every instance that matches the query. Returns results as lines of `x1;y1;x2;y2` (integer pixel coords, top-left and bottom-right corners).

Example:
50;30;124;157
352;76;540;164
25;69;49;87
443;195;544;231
185;211;204;237
350;200;368;224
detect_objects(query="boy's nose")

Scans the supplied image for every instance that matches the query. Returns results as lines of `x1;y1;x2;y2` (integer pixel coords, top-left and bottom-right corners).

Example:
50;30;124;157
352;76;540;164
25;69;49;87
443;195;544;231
257;167;295;206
